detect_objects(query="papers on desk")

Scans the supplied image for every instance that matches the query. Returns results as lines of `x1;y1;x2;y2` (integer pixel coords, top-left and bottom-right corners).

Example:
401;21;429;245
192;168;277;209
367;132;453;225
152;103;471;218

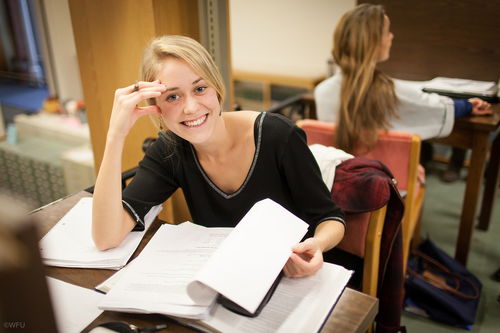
422;77;498;100
194;263;352;333
97;198;353;332
39;197;161;269
47;277;104;333
99;222;229;319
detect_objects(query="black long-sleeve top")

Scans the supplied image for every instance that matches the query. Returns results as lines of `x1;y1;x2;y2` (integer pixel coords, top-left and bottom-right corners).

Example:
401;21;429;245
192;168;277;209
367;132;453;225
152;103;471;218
122;112;344;238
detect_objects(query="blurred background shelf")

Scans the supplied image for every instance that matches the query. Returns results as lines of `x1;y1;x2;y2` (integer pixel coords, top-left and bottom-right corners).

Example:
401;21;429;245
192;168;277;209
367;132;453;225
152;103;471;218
232;70;323;111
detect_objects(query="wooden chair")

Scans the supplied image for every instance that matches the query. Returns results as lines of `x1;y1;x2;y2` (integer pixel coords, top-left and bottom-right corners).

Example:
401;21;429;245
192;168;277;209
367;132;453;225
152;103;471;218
296;119;425;275
339;206;387;297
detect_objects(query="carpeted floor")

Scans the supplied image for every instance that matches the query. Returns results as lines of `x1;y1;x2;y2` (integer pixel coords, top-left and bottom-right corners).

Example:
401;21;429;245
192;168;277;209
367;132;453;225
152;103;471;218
402;161;500;333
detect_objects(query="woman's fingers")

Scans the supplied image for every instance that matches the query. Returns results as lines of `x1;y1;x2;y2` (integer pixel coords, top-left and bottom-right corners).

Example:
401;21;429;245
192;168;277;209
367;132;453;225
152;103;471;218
472;105;493;115
469;97;493;116
115;80;165;104
113;83;165;119
130;87;165;104
135;105;161;116
283;250;323;278
125;80;161;93
108;81;165;139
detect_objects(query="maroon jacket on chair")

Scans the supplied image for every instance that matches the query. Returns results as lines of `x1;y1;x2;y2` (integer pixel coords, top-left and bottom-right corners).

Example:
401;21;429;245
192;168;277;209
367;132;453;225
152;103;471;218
332;157;406;333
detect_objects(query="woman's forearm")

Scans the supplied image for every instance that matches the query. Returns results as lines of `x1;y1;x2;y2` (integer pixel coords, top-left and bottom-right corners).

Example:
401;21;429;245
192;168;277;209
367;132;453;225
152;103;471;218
313;220;345;253
92;134;135;250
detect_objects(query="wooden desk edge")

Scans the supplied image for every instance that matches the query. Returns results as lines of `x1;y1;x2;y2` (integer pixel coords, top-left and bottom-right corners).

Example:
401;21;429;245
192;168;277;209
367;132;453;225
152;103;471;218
323;288;379;333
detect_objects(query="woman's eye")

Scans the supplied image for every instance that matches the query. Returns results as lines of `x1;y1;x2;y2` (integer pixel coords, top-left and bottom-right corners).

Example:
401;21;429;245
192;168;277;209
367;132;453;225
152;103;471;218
166;94;179;102
195;86;207;94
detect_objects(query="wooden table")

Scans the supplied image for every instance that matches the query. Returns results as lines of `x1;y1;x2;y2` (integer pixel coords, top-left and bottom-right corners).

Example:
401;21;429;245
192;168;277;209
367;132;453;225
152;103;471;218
33;191;378;333
431;103;500;265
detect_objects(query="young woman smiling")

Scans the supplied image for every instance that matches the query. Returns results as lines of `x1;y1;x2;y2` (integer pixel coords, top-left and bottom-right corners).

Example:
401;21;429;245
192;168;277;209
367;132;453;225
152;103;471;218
92;35;345;278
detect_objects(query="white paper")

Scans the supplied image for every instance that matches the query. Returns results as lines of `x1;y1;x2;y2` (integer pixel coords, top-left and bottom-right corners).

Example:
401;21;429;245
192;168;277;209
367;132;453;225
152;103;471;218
39;197;161;269
188;198;308;314
183;263;353;333
424;77;497;95
100;199;310;320
94;260;135;294
47;277;104;333
99;222;232;319
309;144;354;191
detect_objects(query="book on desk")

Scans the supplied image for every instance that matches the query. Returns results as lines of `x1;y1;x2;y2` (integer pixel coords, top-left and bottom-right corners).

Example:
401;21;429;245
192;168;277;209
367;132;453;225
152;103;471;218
422;77;499;103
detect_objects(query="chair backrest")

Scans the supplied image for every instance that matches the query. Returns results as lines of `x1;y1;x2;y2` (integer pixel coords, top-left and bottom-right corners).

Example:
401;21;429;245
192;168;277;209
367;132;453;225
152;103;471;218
296;122;393;298
297;119;424;273
340;206;387;297
297;119;421;193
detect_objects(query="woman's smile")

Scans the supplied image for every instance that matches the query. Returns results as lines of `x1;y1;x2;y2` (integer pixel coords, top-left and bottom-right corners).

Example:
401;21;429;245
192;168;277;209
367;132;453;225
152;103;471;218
182;114;208;128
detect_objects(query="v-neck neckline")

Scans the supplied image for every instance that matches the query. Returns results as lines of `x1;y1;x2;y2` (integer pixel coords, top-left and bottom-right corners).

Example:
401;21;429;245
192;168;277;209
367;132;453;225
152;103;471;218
190;112;266;199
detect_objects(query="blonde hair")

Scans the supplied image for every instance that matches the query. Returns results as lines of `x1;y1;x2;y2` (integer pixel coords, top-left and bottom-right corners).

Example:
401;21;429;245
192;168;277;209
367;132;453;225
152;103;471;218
333;4;398;152
141;35;225;107
140;35;225;153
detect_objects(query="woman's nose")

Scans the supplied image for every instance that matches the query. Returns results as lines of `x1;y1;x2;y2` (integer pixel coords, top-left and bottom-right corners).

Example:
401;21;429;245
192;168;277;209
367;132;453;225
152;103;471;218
183;95;197;114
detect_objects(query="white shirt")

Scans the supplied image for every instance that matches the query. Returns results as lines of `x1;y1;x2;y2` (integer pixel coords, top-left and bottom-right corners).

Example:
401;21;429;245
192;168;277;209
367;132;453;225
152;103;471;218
308;144;353;191
314;72;455;140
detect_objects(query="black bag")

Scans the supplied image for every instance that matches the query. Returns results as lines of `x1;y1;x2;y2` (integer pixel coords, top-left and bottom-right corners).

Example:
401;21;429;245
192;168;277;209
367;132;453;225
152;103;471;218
404;239;482;328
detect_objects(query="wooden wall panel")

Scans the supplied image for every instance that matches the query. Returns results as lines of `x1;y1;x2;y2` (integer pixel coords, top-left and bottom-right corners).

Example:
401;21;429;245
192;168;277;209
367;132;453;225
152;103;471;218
69;0;200;223
153;0;200;38
68;0;156;172
359;0;500;81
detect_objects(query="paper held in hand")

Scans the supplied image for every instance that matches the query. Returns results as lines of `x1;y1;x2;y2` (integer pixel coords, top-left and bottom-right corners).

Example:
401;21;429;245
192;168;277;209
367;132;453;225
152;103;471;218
97;198;353;332
39;197;161;269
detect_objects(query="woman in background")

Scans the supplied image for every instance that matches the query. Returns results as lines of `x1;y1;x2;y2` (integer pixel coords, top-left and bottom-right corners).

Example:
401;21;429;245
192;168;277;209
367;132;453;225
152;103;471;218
314;3;491;179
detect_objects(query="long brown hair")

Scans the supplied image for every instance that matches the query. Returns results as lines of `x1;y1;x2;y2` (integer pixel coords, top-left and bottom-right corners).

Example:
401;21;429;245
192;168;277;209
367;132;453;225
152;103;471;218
333;4;398;152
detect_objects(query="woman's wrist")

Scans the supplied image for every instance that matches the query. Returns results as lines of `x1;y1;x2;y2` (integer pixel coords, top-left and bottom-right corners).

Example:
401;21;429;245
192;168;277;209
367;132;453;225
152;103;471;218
106;129;128;145
452;99;472;118
313;220;345;252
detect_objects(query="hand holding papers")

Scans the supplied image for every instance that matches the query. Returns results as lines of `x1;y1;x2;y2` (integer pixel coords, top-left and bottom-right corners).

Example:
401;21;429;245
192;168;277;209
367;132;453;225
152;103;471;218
39;197;161;269
187;198;309;316
100;198;308;318
98;198;353;332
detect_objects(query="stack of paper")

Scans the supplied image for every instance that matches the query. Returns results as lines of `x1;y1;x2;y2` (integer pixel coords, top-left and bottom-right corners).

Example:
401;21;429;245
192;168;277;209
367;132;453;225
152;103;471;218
423;77;498;97
39;197;161;269
98;199;353;332
99;222;229;319
193;263;352;333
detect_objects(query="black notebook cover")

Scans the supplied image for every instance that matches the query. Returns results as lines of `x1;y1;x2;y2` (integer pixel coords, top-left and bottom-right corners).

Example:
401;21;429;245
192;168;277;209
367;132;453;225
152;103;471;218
217;271;284;317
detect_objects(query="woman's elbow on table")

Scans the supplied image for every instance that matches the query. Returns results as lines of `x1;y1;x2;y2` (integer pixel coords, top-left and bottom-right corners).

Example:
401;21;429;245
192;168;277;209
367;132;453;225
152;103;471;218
92;230;121;251
91;216;134;251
